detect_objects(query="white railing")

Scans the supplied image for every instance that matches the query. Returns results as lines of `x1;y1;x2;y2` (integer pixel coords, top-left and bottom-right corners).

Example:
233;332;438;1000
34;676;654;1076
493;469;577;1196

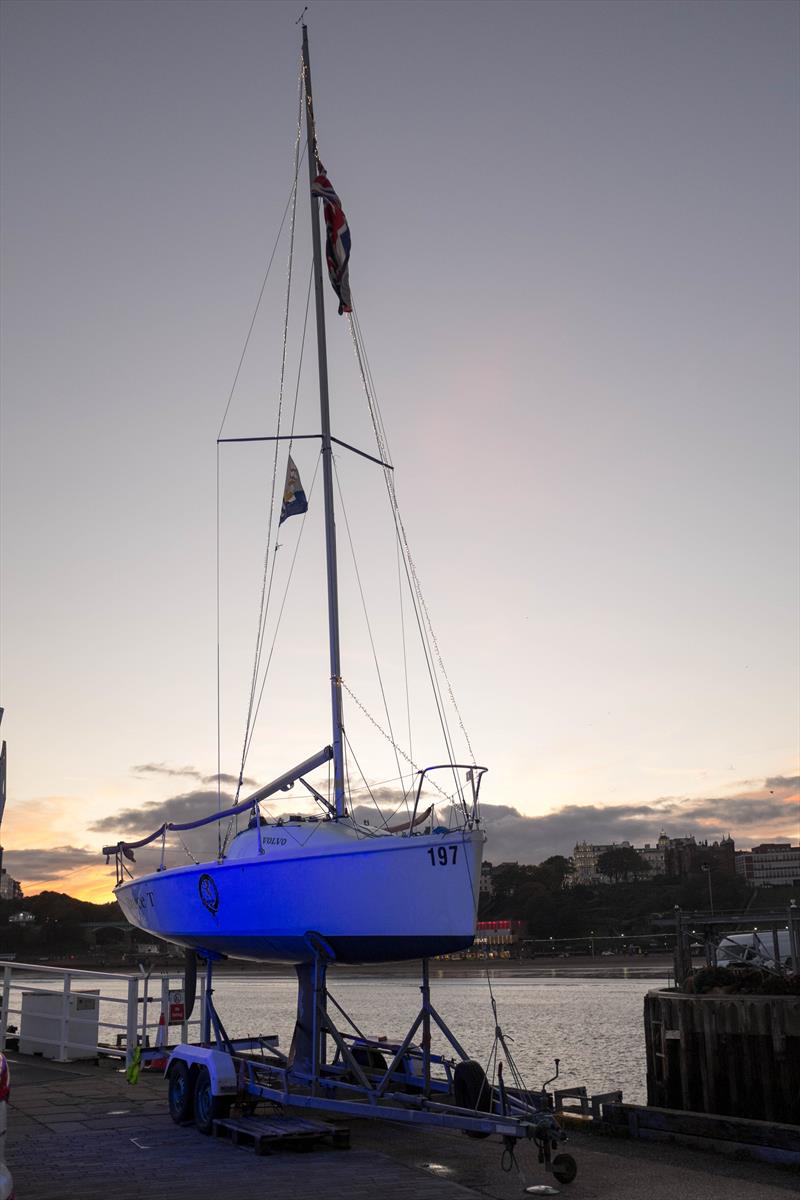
0;960;205;1068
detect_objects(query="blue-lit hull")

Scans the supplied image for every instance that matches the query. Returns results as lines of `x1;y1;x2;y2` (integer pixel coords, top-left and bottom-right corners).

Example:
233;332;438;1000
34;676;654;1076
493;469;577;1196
115;824;484;965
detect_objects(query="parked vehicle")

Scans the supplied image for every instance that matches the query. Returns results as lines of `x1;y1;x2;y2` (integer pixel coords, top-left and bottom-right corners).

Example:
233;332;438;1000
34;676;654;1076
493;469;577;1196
716;930;793;970
0;1054;15;1200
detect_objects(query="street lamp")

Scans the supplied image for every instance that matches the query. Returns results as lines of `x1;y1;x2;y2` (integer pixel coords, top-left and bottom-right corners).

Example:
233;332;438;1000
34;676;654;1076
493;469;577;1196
701;863;714;915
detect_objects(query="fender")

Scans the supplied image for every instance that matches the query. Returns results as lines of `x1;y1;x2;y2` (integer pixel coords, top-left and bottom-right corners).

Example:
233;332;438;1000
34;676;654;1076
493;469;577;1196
166;1045;238;1096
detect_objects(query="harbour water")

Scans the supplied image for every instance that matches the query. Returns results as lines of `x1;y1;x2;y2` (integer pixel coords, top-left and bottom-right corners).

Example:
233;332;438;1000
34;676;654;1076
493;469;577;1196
12;963;672;1104
209;967;670;1104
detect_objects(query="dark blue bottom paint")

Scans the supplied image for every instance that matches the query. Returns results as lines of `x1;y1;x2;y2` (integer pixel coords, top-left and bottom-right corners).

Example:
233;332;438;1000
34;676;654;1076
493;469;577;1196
327;935;474;963
164;933;476;965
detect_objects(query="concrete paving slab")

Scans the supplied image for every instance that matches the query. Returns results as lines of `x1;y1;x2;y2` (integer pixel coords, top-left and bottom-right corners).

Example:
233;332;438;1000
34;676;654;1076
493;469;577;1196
3;1053;798;1199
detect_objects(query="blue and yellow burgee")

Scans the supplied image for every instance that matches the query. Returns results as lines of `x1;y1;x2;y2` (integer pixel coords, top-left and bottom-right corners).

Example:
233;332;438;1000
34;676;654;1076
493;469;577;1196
279;456;308;524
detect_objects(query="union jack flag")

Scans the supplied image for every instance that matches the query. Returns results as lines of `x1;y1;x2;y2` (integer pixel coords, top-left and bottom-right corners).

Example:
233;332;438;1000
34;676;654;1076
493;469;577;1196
311;170;352;315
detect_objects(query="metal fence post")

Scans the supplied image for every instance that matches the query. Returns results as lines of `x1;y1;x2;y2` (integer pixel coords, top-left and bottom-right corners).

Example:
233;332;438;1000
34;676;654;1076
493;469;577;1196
57;973;71;1062
0;965;10;1050
140;971;150;1050
160;975;169;1049
789;901;799;974
179;972;189;1044
126;976;138;1069
200;965;210;1047
772;925;782;972
199;971;206;1044
672;907;685;987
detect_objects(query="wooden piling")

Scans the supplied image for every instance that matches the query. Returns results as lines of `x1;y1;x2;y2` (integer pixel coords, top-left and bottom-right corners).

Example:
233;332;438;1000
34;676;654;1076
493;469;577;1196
644;989;800;1123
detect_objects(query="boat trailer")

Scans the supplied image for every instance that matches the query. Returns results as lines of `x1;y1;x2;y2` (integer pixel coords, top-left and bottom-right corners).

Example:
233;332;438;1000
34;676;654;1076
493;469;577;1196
164;942;578;1190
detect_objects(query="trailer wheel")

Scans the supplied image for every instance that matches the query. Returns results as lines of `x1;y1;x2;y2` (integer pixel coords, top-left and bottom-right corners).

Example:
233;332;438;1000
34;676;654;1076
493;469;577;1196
552;1153;577;1184
453;1059;491;1138
193;1065;232;1135
167;1060;193;1125
352;1046;388;1073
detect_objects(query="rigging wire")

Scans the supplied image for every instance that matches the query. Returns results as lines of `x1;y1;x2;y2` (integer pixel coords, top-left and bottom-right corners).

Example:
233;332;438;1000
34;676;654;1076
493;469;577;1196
332;456;410;817
214;62;477;830
346;306;470;818
216;141;309;443
217;456;321;857
347;303;459;777
354;304;475;770
397;536;414;800
342;729;390;829
234;72;304;802
340;680;452;804
483;971;537;1103
216;445;223;851
242;261;315;767
215;62;306;834
244;452;321;761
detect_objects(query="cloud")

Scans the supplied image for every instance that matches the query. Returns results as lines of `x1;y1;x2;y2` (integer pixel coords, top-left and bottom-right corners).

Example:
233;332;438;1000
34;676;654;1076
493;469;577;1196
89;786;281;867
133;763;200;779
766;775;800;791
90;790;235;834
0;746;789;908
11;771;788;893
3;846;97;881
349;785;415;822
475;776;799;865
132;764;258;787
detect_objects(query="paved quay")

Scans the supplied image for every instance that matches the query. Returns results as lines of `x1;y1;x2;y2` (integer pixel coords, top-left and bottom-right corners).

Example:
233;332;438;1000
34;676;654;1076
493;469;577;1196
6;1055;798;1199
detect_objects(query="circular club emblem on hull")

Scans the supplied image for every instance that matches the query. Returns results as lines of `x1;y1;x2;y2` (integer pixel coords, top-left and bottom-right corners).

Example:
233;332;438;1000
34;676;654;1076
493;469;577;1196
198;873;219;915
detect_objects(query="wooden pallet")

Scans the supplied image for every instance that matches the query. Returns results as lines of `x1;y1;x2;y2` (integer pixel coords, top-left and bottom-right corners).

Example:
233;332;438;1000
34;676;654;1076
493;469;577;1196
213;1113;350;1155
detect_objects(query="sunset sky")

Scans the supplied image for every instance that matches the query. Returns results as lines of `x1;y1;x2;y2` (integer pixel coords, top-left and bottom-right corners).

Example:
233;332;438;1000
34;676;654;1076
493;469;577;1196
1;0;798;904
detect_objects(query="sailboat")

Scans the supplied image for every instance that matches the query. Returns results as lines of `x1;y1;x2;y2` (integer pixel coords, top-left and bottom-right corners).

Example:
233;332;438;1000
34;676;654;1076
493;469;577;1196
104;27;486;966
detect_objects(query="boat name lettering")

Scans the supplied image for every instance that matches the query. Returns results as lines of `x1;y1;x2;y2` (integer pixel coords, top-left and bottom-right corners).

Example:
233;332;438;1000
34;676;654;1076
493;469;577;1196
134;889;155;913
264;836;287;846
427;846;459;866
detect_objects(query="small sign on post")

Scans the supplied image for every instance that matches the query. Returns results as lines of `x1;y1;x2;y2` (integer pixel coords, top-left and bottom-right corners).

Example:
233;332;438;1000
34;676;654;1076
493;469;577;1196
168;989;185;1025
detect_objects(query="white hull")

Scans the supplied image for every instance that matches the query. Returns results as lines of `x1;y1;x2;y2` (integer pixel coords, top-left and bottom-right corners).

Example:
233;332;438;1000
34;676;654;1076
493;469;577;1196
116;825;484;964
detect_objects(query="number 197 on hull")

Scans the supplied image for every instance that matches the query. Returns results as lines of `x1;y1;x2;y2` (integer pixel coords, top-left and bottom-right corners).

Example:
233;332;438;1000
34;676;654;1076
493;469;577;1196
427;845;458;866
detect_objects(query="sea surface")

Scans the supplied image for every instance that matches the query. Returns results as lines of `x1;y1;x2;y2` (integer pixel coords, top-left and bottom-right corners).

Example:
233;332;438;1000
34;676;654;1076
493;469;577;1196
11;965;672;1105
183;968;669;1104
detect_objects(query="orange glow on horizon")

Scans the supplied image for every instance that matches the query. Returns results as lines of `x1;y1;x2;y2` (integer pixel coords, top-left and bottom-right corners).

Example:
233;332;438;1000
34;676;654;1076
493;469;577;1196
10;787;798;904
21;864;117;905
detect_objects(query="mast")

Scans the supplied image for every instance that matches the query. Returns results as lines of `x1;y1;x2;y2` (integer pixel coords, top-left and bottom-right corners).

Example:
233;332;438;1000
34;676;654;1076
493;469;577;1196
301;25;346;818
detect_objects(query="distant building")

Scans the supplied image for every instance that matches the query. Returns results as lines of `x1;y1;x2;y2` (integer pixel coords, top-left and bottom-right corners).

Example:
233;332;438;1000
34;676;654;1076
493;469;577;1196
9;911;35;924
638;833;670;876
479;861;494;897
572;832;735;883
474;919;527;953
0;869;22;900
0;729;19;900
573;840;645;883
735;844;800;887
573;841;619;884
666;834;736;878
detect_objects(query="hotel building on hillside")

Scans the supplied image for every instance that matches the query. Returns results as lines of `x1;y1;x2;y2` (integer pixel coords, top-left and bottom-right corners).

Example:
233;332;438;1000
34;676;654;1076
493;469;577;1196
572;832;735;884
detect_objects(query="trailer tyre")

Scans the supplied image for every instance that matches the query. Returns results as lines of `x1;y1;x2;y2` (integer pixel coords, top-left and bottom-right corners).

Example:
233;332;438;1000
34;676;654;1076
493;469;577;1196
453;1059;491;1138
552;1153;577;1184
193;1065;232;1135
167;1060;193;1125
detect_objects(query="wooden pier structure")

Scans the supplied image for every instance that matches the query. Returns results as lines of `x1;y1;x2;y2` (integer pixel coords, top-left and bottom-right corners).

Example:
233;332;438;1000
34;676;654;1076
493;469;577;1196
644;988;800;1124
